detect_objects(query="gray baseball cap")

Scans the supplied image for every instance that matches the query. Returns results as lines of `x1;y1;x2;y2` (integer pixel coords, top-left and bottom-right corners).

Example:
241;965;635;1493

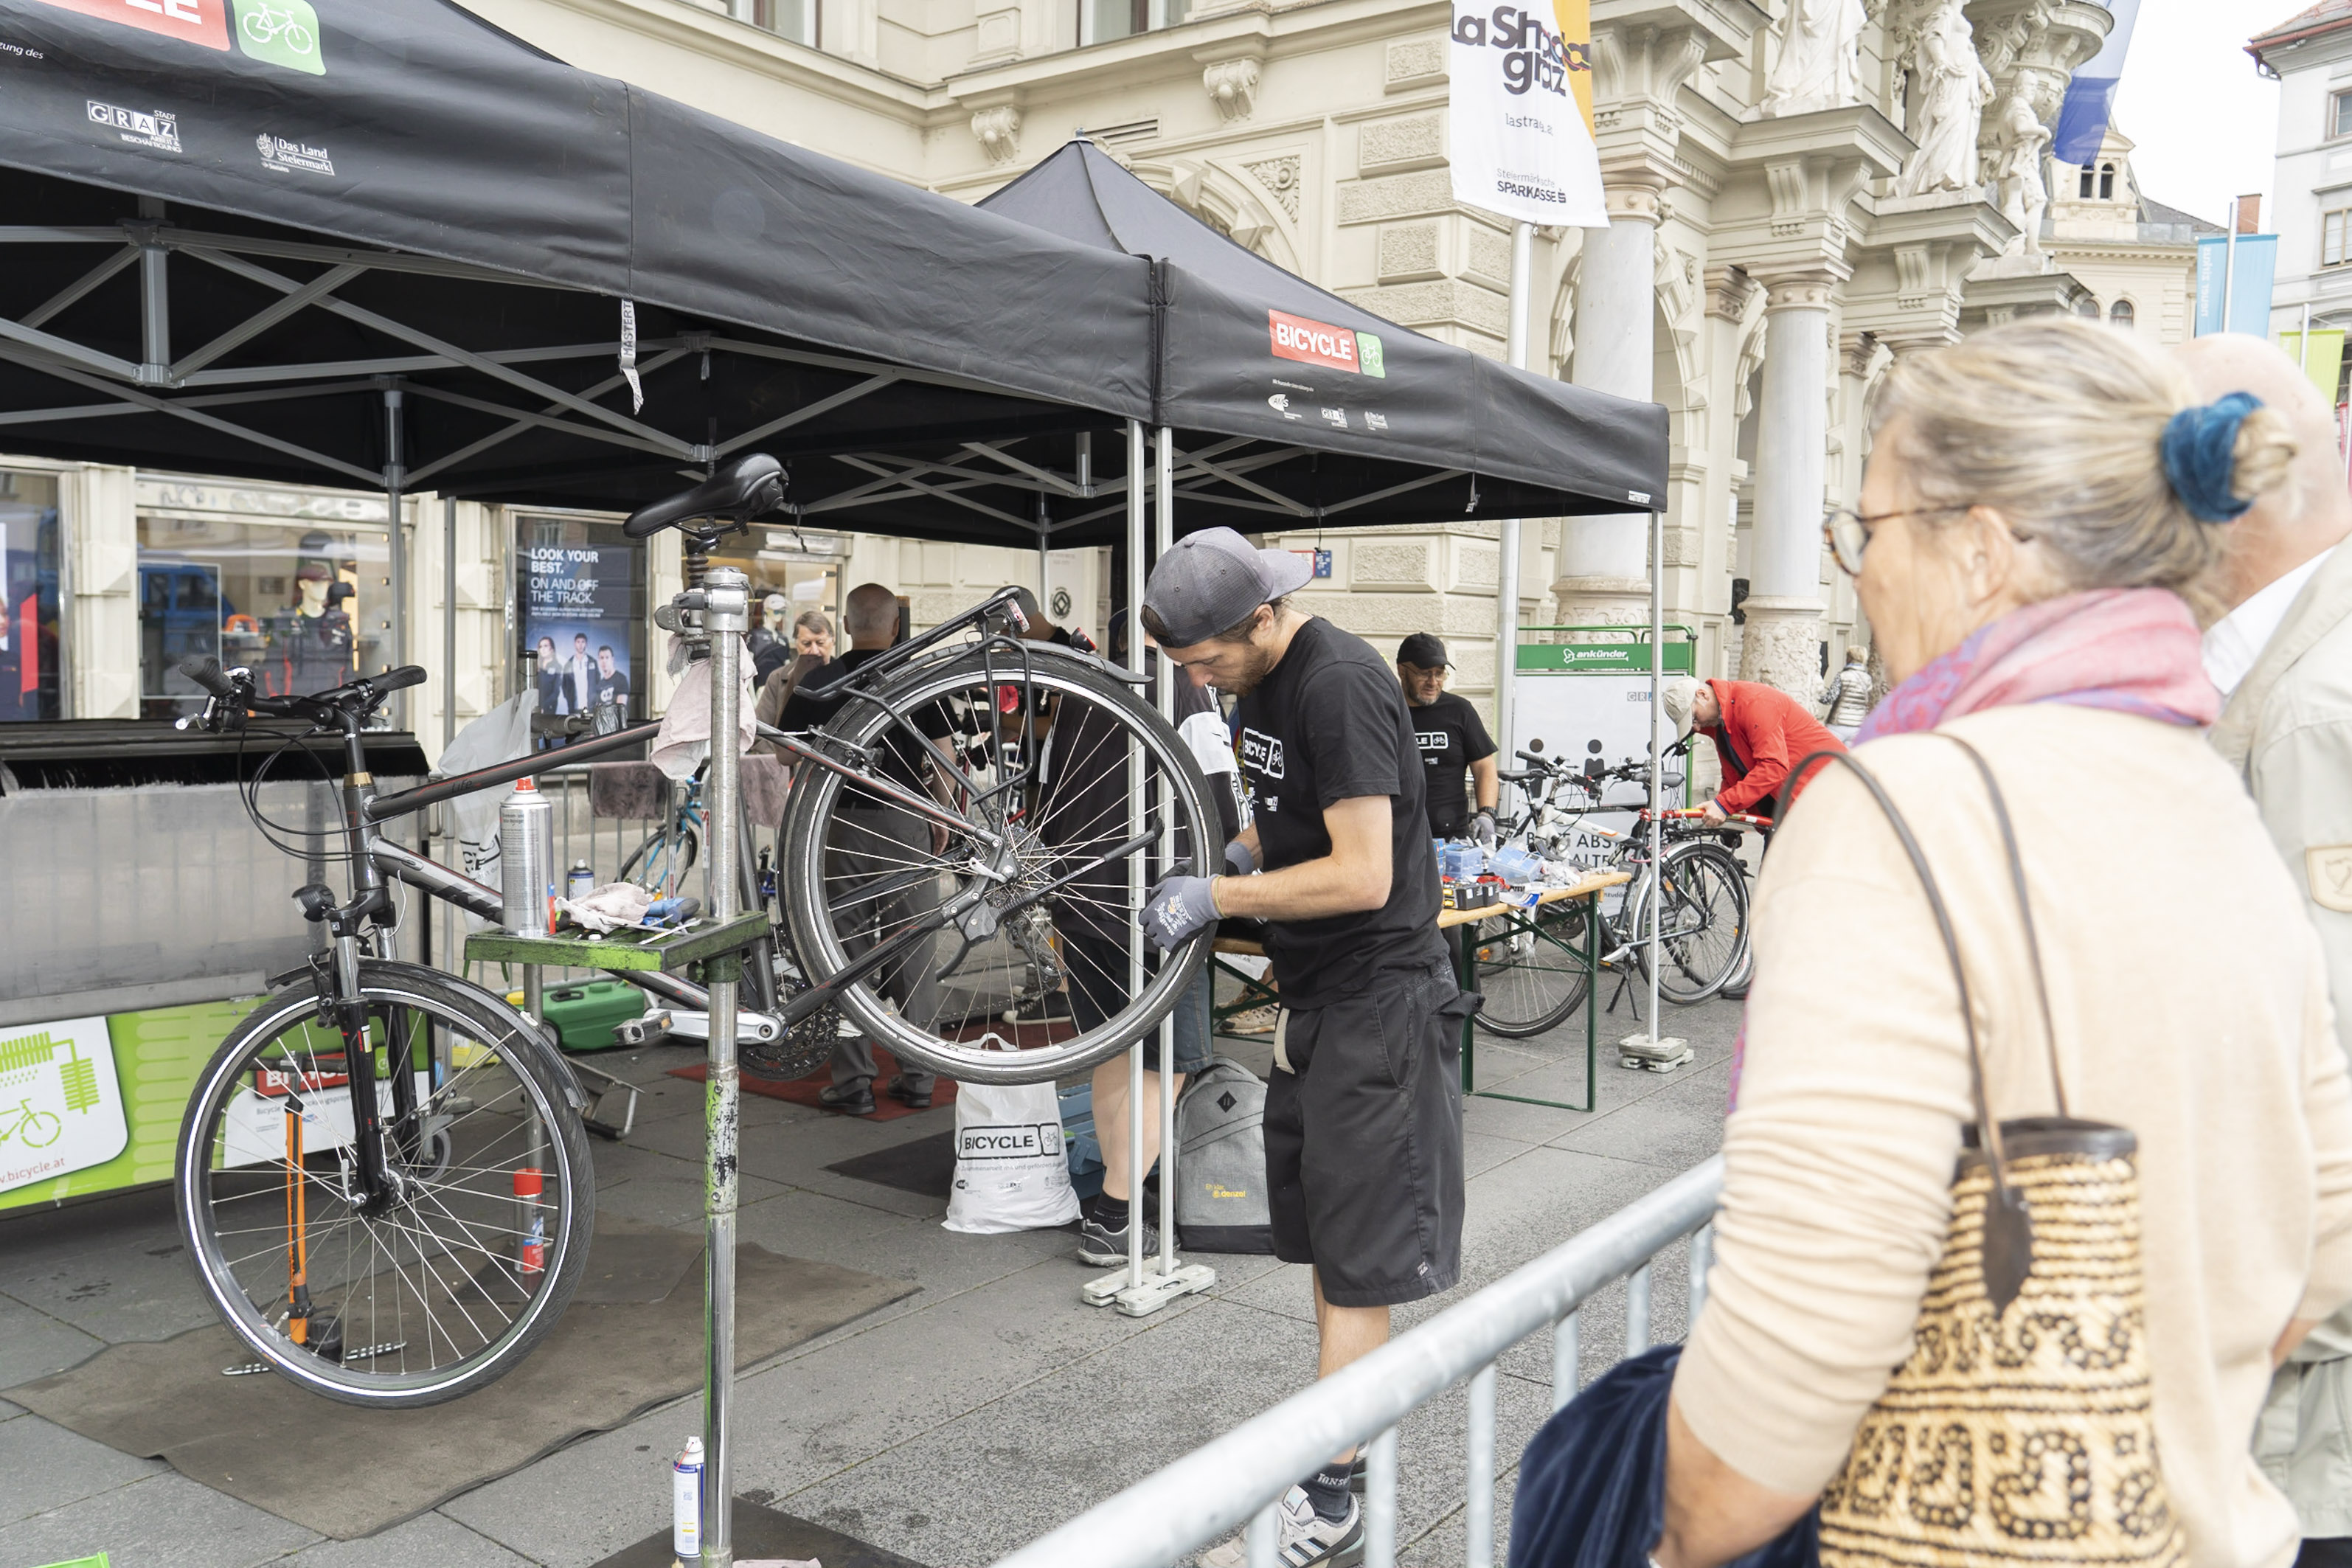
1143;527;1313;646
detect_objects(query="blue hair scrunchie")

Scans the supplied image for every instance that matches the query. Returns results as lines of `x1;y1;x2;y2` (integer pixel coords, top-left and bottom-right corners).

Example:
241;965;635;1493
2161;390;2262;523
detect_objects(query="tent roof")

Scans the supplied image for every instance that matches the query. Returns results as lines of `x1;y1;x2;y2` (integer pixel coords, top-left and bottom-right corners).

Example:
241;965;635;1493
982;142;1669;516
0;2;1664;548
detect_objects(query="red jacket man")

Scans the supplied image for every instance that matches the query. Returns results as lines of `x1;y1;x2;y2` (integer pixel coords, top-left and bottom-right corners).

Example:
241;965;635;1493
1661;676;1848;824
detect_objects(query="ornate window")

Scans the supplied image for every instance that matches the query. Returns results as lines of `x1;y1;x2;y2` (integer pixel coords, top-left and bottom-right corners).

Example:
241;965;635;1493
2079;164;2095;198
2075;295;2101;319
2325;209;2352;268
2109;299;2135;330
2098;163;2115;200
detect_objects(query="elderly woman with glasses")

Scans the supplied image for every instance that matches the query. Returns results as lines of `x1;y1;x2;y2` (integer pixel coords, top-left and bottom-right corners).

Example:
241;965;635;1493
1640;319;2352;1568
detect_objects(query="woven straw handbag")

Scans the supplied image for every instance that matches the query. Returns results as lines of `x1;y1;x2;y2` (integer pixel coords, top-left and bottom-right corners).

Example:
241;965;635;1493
1802;739;2186;1568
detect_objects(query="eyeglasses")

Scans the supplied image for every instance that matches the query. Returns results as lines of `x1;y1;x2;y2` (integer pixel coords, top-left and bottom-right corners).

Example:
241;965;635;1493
1820;504;1979;577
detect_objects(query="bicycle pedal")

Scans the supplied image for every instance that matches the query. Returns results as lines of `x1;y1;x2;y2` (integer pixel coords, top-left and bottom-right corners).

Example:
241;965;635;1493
614;1011;673;1047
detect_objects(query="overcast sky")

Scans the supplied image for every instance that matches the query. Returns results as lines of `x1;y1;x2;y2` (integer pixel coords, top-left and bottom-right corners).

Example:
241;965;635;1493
2112;0;2287;226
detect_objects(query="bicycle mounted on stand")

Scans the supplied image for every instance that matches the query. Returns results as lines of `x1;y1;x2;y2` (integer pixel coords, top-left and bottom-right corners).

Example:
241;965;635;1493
169;452;1219;1407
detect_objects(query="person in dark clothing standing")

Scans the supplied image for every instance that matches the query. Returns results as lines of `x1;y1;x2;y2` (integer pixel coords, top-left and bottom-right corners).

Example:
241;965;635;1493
1395;632;1499;843
1139;528;1471;1568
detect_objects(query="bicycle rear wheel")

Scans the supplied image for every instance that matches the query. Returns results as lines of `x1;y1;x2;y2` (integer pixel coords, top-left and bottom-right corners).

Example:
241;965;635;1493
1629;842;1748;1005
781;646;1217;1085
174;962;592;1407
1471;902;1592;1038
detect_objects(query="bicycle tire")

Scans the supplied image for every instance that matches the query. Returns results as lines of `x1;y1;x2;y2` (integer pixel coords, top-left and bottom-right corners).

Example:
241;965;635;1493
1628;842;1749;1005
173;962;594;1407
1471;901;1592;1038
620;819;701;895
781;647;1216;1086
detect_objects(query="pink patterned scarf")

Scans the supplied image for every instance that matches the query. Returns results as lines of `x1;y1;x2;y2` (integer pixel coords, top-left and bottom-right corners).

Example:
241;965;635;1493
1727;586;2216;1109
1852;586;2218;742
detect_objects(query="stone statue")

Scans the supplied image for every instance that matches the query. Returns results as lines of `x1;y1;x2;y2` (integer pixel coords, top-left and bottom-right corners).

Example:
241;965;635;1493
1760;0;1867;117
1895;0;1994;198
1989;91;2051;254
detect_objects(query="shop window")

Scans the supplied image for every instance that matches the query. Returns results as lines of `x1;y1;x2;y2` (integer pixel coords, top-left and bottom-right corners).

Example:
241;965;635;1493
2109;299;2135;329
1081;0;1188;46
137;515;388;720
711;527;843;664
749;0;815;46
2334;89;2352;139
515;514;646;749
0;471;62;723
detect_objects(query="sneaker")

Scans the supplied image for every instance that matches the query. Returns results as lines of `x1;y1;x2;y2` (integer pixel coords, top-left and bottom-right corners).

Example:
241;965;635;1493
1075;1210;1159;1266
1199;1488;1363;1568
1224;1003;1279;1035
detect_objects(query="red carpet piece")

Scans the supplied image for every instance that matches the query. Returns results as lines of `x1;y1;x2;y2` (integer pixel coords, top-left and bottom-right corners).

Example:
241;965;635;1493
667;1046;956;1122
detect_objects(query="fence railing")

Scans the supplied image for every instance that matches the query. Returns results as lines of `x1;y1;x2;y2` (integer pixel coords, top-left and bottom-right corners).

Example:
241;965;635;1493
993;1155;1724;1568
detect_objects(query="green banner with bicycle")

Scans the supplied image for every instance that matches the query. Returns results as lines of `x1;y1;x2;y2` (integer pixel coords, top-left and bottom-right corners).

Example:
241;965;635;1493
0;1000;260;1213
1506;629;1695;896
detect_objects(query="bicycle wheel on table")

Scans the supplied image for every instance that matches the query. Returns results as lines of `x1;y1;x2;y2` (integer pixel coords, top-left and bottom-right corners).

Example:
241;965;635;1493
1629;842;1749;1005
1471;901;1592;1038
781;647;1218;1086
173;962;593;1407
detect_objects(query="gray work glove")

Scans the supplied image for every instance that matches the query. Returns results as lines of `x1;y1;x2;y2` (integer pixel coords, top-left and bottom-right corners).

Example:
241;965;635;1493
1141;874;1220;953
1224;839;1258;878
1472;810;1497;847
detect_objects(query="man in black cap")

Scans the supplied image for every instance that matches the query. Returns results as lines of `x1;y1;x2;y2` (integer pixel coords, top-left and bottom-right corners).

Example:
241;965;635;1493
1396;632;1499;845
1139;527;1471;1568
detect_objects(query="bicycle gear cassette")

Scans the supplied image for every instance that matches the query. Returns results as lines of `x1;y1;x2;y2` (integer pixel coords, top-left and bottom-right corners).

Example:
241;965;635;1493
741;996;848;1083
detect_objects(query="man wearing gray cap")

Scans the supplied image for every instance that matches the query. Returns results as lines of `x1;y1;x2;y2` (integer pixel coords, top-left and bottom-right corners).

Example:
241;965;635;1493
1139;527;1472;1567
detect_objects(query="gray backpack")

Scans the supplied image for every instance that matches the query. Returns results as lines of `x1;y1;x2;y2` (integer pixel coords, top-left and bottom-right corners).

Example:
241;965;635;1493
1174;1056;1274;1254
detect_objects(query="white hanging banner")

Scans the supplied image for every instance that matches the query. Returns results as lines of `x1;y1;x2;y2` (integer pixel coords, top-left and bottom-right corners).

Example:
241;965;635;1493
1447;0;1608;227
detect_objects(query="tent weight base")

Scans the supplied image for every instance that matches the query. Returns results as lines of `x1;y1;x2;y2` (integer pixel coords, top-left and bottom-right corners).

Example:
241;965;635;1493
1617;1033;1693;1075
1081;1260;1218;1315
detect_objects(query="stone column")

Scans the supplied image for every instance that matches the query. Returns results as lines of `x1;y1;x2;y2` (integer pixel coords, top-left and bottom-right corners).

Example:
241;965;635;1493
1739;275;1834;695
1554;185;1661;631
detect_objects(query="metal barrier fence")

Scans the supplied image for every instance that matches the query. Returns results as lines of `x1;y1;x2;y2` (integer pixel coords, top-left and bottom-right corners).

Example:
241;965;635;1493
993;1156;1724;1568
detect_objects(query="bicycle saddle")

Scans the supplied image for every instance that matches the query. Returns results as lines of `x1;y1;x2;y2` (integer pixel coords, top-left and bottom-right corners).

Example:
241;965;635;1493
622;453;785;539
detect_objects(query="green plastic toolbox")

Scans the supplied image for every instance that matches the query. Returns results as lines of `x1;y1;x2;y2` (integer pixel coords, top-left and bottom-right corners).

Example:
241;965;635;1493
507;979;644;1053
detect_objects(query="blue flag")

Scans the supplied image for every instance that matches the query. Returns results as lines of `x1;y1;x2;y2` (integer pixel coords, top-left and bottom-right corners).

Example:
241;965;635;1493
2052;0;2140;166
2196;235;2278;337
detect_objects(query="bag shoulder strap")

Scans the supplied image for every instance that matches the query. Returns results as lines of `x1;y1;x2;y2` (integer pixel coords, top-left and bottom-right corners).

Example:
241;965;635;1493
1929;733;2069;1117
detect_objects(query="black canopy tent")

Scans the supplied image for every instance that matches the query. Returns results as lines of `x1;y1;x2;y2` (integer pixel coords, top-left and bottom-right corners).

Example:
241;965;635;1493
0;0;1663;558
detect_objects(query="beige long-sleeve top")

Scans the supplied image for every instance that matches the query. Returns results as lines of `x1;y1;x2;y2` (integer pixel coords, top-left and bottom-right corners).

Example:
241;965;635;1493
1673;704;2352;1568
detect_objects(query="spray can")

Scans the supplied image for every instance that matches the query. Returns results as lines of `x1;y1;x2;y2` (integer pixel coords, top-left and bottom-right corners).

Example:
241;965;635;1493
499;777;554;935
513;1168;546;1275
672;1435;704;1561
567;858;595;902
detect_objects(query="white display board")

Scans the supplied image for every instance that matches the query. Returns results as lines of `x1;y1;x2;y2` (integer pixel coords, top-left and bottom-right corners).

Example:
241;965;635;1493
1505;641;1692;881
0;1016;128;1196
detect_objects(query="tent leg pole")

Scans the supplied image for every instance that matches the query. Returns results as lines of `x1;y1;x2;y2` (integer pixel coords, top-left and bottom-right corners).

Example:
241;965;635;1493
383;386;406;730
1129;420;1146;1297
1154;426;1178;1280
1647;503;1662;1047
1496;221;1534;756
443;496;457;754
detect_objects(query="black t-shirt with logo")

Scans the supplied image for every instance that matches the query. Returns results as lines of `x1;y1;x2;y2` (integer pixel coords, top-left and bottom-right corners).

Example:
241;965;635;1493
592;667;631;710
1234;617;1445;1007
1409;690;1496;839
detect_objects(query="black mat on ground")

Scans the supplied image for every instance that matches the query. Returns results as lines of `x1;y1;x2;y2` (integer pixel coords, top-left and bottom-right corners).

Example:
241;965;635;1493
594;1497;929;1568
4;1218;915;1540
825;1130;959;1198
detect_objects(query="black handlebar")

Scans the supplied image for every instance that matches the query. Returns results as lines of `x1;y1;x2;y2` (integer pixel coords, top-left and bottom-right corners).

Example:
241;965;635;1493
372;665;428;694
178;655;236;697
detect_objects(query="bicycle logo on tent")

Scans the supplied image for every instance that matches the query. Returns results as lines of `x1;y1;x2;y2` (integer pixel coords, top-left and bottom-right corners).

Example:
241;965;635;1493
231;0;326;74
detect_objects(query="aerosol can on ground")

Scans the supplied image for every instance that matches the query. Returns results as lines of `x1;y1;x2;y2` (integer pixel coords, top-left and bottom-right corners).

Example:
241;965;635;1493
671;1435;704;1564
499;777;555;935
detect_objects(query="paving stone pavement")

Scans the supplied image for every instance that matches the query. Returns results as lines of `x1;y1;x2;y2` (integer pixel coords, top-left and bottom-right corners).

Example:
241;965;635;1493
0;979;1739;1568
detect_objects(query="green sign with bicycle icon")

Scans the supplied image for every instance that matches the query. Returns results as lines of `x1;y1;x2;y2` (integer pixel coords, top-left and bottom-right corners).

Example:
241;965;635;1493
0;1016;129;1198
235;0;325;76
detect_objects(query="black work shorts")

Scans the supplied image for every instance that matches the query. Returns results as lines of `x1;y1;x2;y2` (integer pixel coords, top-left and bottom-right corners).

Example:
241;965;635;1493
1264;960;1474;1308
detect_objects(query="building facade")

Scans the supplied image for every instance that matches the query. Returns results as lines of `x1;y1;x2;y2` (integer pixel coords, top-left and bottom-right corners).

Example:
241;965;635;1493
7;0;2224;757
2255;1;2352;408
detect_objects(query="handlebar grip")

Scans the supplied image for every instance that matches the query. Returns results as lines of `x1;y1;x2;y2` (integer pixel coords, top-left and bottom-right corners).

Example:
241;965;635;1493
1516;750;1548;766
370;665;429;695
178;656;236;697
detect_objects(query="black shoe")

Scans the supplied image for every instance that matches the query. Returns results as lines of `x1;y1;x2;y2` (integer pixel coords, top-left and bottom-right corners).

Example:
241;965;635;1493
816;1080;875;1116
884;1074;933;1109
1007;991;1072;1023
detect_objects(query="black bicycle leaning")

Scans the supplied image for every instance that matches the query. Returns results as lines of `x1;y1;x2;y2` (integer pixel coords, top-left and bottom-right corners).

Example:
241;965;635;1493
169;451;1218;1407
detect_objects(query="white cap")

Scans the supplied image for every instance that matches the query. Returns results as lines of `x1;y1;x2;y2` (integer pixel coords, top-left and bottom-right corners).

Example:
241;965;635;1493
1659;676;1704;738
762;593;788;617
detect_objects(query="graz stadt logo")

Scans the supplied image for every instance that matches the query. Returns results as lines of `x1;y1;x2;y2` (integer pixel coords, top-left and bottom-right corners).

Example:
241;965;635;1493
1451;4;1584;97
86;101;181;154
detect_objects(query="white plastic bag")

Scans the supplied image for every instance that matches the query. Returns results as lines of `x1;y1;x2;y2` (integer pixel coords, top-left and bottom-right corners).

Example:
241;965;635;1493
435;694;535;917
942;1071;1080;1235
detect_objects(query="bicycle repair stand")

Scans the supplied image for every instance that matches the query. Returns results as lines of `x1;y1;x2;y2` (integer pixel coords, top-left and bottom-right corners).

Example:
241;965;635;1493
468;567;761;1568
1080;1016;1217;1317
